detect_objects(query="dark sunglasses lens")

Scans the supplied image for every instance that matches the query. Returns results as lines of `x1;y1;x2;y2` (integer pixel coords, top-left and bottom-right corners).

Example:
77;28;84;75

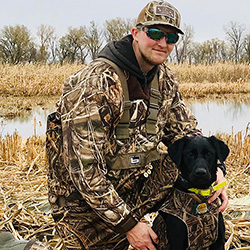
146;28;179;44
167;33;179;44
147;28;164;40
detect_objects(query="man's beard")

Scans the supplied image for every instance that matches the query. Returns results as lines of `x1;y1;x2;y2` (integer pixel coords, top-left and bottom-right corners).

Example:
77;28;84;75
140;51;158;67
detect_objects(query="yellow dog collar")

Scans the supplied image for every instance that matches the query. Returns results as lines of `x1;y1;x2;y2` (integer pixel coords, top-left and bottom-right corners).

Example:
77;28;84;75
188;180;227;196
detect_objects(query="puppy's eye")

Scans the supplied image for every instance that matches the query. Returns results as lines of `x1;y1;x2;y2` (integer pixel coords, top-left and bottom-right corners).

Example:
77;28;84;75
188;152;195;159
205;151;212;158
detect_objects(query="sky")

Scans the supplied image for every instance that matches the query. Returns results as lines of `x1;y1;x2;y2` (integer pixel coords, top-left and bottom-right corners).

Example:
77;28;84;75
1;0;250;43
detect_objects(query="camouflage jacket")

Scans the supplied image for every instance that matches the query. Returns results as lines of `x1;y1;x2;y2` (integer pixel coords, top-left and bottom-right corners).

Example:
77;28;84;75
46;59;201;247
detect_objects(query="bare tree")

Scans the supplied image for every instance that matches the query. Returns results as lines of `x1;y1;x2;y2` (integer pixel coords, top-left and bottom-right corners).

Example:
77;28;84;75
224;21;245;62
37;24;56;63
57;26;87;64
189;42;205;64
0;25;35;64
174;24;194;63
203;39;228;63
48;34;58;63
242;34;250;63
190;39;228;64
104;18;135;42
84;21;103;60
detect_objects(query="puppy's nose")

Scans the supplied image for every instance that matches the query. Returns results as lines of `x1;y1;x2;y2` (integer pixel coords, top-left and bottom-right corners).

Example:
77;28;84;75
194;168;207;177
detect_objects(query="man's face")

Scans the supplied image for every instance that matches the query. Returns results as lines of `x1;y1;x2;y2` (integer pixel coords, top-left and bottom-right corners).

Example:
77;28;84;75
132;25;177;71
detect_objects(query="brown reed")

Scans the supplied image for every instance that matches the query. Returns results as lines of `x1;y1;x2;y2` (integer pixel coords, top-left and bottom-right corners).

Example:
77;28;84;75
216;125;250;249
0;62;250;98
0;63;83;97
170;62;250;84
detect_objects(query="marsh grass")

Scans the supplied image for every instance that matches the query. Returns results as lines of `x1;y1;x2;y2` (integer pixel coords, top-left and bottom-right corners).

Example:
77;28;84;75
0;128;249;249
171;62;250;84
218;125;250;249
0;62;250;98
0;63;83;96
171;62;250;99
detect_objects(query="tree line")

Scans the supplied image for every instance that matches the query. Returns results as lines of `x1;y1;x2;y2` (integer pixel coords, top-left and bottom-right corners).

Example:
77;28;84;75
0;18;249;64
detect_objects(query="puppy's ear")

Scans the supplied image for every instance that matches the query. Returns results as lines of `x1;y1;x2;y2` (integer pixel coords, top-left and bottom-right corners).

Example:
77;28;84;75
168;136;189;167
208;136;230;163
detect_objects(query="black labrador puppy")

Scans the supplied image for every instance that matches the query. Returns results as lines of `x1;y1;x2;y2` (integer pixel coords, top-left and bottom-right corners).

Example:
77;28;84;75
153;135;229;250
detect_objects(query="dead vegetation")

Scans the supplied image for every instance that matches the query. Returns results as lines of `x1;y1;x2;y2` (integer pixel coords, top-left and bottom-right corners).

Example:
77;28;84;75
0;63;82;97
0;126;249;249
0;133;62;248
0;62;249;98
217;125;250;249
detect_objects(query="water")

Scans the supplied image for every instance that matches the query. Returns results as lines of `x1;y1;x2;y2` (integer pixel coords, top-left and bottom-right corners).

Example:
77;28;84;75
0;106;56;138
188;100;250;136
0;100;249;138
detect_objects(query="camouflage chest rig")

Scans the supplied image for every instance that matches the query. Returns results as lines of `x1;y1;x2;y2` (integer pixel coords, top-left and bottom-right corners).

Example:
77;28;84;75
98;57;162;170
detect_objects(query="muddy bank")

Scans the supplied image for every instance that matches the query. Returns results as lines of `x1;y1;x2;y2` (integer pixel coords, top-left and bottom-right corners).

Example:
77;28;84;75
0;96;59;119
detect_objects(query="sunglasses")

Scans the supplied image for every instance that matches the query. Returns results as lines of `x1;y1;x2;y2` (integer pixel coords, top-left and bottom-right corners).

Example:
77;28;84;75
138;26;179;44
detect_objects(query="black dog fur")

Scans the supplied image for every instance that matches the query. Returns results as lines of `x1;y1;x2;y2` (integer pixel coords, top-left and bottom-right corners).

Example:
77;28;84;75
156;135;229;250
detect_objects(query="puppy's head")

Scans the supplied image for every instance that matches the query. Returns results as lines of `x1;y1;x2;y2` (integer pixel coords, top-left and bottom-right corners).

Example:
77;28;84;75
168;136;229;189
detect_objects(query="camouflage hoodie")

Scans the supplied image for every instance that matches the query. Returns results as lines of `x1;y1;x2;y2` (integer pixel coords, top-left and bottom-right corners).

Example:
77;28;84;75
46;35;201;249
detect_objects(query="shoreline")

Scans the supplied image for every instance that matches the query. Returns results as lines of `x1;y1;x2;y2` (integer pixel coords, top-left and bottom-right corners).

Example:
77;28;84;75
1;92;250;119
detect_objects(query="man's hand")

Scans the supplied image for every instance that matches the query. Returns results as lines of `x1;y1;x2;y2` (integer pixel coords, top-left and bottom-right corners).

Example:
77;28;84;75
208;167;228;212
126;222;158;250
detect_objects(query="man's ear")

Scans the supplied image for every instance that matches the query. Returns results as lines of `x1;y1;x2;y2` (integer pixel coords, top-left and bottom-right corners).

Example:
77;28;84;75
131;27;140;41
208;136;230;163
168;136;189;167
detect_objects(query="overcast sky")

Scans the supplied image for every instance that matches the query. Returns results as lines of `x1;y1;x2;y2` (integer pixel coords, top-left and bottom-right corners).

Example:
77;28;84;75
1;0;250;43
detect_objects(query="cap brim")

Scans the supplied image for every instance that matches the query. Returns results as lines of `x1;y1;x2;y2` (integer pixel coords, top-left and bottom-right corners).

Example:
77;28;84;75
137;21;184;35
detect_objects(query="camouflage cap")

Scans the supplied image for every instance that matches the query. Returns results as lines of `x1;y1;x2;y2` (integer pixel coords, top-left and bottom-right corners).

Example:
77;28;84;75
136;1;184;34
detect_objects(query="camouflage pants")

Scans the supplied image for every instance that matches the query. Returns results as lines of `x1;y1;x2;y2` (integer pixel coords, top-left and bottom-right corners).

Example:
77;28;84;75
54;220;86;250
52;205;129;250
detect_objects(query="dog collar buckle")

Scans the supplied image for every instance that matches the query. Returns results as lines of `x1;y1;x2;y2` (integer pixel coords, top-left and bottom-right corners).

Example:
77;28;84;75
209;186;215;195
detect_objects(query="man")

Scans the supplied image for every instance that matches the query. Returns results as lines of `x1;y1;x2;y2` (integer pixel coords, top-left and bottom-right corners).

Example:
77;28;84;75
46;1;228;249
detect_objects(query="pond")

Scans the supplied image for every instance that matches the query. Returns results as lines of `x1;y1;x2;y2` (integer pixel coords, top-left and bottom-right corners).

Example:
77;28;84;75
0;99;249;138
